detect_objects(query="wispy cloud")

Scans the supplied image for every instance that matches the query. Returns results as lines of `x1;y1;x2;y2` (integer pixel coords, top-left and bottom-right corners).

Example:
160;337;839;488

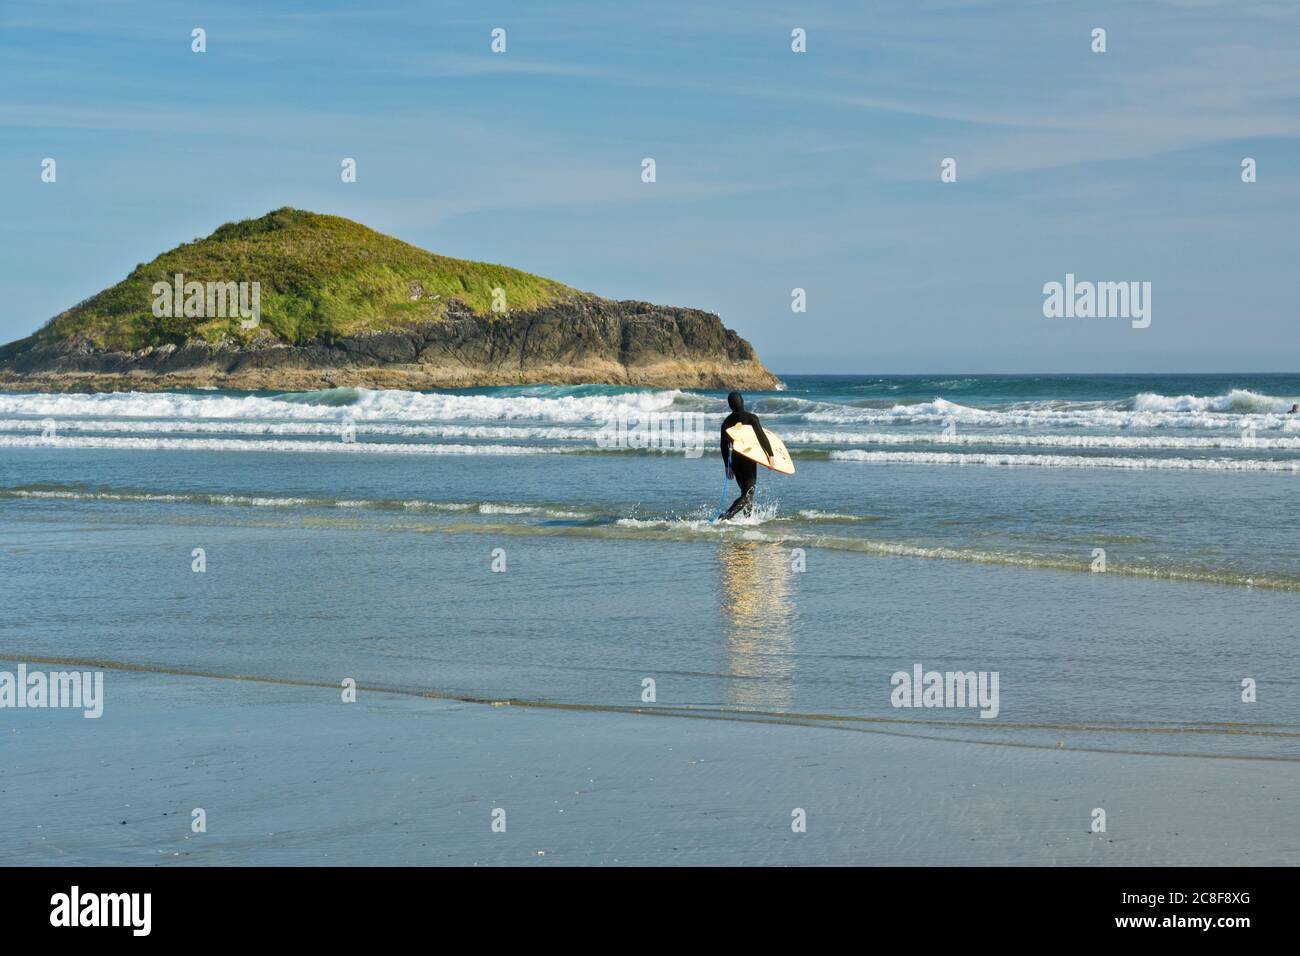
2;0;1298;370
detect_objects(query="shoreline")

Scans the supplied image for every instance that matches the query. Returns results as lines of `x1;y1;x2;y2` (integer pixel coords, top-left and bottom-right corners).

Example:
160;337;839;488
3;660;1295;866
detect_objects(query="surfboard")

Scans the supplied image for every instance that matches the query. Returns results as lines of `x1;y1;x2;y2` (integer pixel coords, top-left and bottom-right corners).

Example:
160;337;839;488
726;423;795;475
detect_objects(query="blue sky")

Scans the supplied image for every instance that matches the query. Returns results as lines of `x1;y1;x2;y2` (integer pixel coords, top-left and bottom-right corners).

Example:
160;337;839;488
2;0;1298;373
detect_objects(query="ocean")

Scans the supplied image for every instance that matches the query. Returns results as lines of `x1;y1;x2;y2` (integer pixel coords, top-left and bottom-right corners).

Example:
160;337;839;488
2;373;1298;765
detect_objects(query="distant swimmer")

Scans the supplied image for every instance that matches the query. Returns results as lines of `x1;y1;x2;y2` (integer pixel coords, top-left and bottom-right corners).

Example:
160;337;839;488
718;391;774;521
1289;403;1299;414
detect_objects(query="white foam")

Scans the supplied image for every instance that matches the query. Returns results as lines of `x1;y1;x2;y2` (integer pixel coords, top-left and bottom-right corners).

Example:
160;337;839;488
1132;388;1294;414
0;418;599;441
0;435;570;456
0;387;684;424
829;450;1300;472
4;387;1298;455
0;487;596;518
616;501;780;529
781;430;1300;450
801;393;1300;431
795;509;874;522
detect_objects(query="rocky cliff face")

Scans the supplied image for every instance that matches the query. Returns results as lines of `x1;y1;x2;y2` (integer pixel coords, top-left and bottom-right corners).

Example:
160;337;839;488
0;295;779;392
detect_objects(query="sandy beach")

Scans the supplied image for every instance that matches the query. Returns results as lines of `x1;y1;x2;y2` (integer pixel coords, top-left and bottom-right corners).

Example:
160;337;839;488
3;661;1295;866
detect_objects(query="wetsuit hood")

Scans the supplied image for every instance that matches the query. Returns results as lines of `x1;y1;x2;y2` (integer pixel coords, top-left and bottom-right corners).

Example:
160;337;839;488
727;391;745;413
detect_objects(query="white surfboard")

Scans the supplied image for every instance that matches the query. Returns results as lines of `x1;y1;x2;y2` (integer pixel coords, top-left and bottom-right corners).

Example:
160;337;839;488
725;423;795;475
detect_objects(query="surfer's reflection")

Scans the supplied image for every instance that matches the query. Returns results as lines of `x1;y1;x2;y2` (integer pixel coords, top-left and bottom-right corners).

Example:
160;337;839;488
718;540;797;710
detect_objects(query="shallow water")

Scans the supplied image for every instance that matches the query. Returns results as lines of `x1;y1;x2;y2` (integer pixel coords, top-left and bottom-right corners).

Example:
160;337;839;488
1;374;1297;760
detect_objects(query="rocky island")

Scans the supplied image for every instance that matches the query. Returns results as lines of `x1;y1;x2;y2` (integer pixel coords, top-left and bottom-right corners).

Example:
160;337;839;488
0;208;779;392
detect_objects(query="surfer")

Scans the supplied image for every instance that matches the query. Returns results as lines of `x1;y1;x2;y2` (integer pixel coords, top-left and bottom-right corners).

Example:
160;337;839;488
718;391;774;521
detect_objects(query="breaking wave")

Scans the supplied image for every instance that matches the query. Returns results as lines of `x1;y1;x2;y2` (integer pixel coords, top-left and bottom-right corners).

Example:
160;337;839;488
830;450;1300;472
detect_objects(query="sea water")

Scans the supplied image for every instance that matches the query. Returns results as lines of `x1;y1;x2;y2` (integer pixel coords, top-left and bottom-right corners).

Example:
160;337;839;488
1;374;1296;759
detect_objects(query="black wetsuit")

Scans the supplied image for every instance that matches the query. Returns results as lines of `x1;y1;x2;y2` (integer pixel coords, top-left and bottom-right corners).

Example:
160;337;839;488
719;393;773;520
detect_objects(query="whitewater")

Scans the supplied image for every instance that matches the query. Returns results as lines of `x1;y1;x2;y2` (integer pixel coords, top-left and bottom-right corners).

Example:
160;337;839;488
1;375;1299;468
2;374;1297;595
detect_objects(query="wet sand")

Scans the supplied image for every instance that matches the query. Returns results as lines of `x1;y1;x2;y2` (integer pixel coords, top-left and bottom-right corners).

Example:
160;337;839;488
3;662;1295;866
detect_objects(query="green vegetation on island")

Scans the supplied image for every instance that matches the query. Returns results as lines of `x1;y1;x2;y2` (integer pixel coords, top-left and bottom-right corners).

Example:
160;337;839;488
1;208;778;392
38;208;578;351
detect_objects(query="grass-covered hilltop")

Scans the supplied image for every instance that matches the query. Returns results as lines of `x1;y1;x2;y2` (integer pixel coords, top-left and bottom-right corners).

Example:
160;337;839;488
0;208;778;392
38;208;580;351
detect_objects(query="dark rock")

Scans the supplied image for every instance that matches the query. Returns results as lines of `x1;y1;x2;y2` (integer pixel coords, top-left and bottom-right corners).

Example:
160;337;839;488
0;295;780;392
